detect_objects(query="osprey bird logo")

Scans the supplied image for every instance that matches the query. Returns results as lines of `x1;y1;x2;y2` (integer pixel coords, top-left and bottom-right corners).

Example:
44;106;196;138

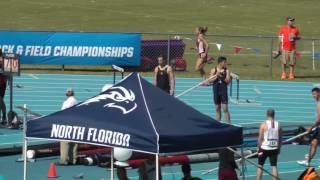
78;86;137;114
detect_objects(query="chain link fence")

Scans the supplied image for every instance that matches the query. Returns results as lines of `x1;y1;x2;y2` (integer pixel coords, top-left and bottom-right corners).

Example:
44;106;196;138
313;39;320;70
140;33;320;78
23;32;319;78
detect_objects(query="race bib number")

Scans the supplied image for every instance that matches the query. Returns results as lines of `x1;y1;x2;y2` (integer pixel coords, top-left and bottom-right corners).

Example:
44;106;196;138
268;140;278;147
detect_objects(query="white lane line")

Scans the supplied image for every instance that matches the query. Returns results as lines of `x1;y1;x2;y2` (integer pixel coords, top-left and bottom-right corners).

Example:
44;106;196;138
27;74;39;79
254;86;262;94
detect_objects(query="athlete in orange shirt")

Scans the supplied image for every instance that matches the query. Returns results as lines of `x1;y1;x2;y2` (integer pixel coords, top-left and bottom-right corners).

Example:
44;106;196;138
277;16;300;80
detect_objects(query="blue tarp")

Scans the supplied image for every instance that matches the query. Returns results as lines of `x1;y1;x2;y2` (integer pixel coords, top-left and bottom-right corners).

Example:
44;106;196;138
26;73;242;154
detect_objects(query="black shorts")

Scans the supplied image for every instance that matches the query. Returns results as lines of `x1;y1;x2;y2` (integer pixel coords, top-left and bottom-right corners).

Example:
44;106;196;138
310;127;320;141
258;149;279;166
213;92;228;105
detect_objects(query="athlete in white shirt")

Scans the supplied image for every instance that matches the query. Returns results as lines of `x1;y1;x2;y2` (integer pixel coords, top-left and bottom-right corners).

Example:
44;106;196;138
61;88;78;110
59;88;78;165
256;109;282;180
298;87;320;166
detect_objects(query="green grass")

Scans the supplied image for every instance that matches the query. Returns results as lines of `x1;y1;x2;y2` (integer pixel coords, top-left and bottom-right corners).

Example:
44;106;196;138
1;0;320;36
1;0;320;81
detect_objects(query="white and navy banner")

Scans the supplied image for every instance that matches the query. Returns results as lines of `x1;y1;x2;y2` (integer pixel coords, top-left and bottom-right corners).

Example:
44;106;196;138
0;31;141;66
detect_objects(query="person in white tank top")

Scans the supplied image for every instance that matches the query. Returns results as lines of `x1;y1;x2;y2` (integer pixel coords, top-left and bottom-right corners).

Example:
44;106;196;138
256;109;282;180
261;120;280;150
197;38;205;54
298;87;320;166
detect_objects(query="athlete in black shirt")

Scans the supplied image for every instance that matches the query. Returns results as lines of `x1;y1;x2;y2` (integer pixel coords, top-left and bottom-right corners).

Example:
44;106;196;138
153;56;174;96
209;56;231;123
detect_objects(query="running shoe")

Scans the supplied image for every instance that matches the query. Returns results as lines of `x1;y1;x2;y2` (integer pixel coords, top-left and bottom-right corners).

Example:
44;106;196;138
289;73;295;80
305;154;309;159
281;72;286;80
297;159;309;166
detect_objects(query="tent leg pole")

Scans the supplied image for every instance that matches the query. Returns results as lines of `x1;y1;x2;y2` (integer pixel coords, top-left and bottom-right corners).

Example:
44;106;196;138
156;154;159;180
241;146;245;180
23;138;27;180
110;148;114;180
23;104;28;180
312;40;315;71
9;75;13;112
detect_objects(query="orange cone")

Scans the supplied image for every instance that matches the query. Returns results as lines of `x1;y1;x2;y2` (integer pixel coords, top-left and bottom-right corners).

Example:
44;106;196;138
47;162;58;178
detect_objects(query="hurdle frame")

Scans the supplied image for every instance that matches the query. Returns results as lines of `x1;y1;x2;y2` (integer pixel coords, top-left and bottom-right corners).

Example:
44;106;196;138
229;72;240;101
229;73;261;106
111;65;124;85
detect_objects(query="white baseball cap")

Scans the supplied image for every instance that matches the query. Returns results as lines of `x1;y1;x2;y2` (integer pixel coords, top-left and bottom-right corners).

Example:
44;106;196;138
66;88;74;93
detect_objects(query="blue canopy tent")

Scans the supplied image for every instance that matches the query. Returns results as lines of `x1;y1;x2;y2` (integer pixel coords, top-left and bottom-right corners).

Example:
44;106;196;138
25;73;243;179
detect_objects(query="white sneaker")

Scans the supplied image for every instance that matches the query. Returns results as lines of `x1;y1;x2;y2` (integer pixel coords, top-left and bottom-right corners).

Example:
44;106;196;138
297;160;309;166
305;154;309;159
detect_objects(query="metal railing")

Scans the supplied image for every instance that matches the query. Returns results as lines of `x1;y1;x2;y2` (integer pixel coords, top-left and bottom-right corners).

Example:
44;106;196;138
141;32;320;77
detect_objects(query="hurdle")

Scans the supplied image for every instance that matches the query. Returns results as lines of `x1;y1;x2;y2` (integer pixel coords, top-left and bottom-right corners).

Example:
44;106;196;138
229;72;261;106
229;72;239;100
111;65;124;84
